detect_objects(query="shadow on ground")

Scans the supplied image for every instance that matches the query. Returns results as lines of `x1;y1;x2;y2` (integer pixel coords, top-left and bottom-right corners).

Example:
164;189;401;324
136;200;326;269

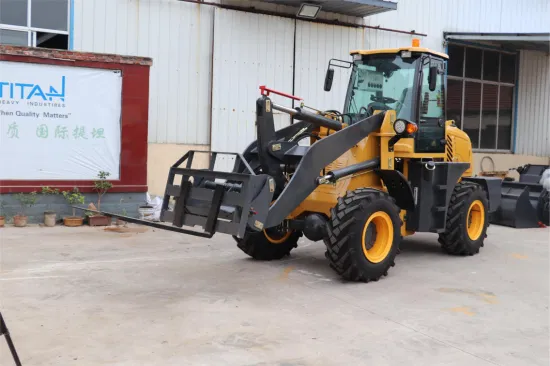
232;234;450;282
399;235;446;257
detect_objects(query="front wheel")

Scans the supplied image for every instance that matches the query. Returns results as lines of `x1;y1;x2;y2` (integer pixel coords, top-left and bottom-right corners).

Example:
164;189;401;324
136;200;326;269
324;188;402;282
438;182;489;255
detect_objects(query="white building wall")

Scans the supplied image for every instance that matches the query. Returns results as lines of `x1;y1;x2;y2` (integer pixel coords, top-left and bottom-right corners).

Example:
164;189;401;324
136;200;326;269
73;0;549;160
210;8;295;170
73;0;213;145
72;0;364;147
294;21;365;112
516;50;550;157
209;5;366;160
364;0;550;52
210;9;366;168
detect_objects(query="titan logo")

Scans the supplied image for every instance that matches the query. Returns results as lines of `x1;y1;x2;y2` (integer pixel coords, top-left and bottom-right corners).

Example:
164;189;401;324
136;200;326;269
0;76;66;102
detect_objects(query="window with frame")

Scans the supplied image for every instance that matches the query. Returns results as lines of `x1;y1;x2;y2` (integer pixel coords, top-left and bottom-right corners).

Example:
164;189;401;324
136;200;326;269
447;44;517;151
0;0;69;50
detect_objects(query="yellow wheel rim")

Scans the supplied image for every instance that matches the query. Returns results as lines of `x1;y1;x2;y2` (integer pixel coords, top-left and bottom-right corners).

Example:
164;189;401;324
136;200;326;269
264;229;293;244
466;200;485;240
361;211;394;263
263;199;293;244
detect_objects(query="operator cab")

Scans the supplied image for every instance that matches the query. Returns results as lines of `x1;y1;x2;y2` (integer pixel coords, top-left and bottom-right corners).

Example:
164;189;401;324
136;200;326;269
324;41;448;153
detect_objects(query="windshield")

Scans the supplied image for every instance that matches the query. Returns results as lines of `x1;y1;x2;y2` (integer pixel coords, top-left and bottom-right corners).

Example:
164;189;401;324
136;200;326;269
343;54;420;124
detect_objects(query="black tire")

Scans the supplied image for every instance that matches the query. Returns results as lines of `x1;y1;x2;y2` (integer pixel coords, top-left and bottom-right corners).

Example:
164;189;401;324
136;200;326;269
438;182;489;256
324;188;402;282
232;158;301;260
234;229;301;260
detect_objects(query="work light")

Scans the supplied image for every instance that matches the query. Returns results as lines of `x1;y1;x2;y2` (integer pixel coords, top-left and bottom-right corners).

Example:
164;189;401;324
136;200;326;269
394;119;407;134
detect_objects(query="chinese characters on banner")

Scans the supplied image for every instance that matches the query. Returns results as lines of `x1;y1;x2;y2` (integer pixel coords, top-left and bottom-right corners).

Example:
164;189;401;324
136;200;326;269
0;61;122;180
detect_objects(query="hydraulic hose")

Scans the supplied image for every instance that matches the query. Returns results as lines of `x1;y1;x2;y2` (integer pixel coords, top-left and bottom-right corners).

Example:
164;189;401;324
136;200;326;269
203;180;242;192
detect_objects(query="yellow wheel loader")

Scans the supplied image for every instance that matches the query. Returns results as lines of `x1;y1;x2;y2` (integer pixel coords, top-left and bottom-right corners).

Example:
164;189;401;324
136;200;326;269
85;41;502;282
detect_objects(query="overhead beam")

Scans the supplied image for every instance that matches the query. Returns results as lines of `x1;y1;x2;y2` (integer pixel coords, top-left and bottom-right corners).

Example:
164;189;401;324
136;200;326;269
176;0;426;37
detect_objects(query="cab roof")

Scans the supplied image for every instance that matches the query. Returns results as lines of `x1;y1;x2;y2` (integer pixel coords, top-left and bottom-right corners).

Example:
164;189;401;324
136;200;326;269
350;47;449;59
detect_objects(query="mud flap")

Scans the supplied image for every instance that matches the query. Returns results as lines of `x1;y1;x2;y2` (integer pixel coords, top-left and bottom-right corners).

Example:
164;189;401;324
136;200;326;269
375;169;415;210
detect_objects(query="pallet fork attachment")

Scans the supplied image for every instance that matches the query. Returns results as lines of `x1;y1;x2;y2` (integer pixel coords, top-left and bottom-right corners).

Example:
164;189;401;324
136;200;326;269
76;151;275;239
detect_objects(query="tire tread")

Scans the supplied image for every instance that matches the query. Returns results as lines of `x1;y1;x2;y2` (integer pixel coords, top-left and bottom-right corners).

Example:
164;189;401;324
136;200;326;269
324;188;401;282
235;231;300;260
438;182;489;255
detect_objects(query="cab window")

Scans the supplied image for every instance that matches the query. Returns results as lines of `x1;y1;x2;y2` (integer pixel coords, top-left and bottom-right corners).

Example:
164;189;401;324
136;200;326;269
419;62;445;120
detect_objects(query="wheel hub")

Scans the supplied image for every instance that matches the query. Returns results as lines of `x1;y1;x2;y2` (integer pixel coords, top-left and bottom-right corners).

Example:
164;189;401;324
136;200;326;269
364;223;378;250
361;211;393;263
263;226;293;244
466;200;485;241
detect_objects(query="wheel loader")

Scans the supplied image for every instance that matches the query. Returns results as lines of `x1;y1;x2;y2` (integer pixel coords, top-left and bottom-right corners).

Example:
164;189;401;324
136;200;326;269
86;40;502;282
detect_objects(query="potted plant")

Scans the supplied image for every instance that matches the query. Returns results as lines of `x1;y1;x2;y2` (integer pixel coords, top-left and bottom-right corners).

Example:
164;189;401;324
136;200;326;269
13;191;38;227
0;199;5;228
41;186;60;227
89;171;113;226
62;188;85;227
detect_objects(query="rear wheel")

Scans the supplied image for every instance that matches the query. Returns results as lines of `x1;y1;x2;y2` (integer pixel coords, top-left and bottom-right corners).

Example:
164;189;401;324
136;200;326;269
439;182;489;255
235;226;301;260
324;188;401;282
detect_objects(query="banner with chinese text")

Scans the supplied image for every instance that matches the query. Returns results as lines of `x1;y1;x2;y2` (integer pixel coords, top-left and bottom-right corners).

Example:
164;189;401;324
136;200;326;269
0;61;122;180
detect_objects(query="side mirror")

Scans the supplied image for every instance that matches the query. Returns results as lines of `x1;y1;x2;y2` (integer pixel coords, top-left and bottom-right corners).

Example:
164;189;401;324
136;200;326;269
428;65;438;91
324;68;334;92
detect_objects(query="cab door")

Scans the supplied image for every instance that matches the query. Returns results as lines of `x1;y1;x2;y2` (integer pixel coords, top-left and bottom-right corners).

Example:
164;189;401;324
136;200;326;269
415;58;446;153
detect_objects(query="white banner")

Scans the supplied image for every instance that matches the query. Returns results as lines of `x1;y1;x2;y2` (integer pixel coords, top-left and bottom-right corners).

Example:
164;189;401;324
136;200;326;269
0;61;122;180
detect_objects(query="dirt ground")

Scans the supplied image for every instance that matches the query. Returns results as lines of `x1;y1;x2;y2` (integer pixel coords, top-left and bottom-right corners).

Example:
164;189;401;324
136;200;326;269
0;224;548;366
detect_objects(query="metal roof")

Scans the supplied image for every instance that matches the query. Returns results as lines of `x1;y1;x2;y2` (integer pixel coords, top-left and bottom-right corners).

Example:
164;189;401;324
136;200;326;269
444;32;550;53
262;0;397;18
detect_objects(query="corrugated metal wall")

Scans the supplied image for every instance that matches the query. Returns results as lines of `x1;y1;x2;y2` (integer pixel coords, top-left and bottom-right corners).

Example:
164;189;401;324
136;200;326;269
516;50;550;157
294;21;364;111
73;0;364;147
210;8;295;170
210;9;367;165
73;0;213;145
364;0;549;156
74;0;549;157
364;0;549;52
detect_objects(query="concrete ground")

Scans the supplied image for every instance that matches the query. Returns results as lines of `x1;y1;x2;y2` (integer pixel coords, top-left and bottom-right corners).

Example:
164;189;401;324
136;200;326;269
0;224;548;366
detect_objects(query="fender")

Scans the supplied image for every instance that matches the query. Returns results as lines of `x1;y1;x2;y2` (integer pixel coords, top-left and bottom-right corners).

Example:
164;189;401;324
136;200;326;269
462;176;502;213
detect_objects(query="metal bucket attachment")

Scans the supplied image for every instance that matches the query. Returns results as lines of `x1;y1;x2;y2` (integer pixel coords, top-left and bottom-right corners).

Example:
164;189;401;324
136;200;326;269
490;181;545;228
160;151;275;238
517;164;550;183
